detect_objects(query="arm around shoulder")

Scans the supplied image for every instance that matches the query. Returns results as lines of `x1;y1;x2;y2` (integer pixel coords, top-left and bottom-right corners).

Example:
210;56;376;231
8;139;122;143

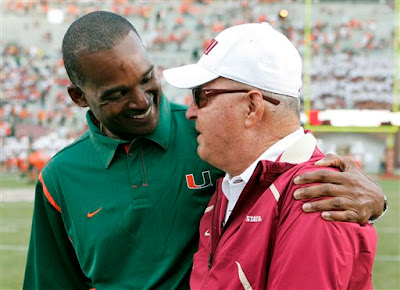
293;153;386;224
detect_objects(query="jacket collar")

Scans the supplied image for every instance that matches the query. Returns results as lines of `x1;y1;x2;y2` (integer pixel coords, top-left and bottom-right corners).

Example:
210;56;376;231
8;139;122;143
258;132;320;186
215;132;321;232
278;132;317;163
87;95;172;168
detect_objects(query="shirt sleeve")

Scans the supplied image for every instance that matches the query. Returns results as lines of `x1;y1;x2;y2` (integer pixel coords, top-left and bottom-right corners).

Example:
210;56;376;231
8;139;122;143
23;178;91;289
266;185;376;289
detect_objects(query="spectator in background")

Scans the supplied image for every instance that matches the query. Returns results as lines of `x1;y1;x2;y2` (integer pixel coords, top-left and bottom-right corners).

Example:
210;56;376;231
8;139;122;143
27;148;50;182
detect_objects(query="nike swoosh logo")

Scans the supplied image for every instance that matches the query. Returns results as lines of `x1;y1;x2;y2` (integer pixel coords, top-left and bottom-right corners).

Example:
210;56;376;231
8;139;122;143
204;229;210;236
87;207;103;218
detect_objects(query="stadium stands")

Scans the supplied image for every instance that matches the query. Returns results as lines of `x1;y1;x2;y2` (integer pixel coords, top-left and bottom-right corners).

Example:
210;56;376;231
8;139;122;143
1;0;398;177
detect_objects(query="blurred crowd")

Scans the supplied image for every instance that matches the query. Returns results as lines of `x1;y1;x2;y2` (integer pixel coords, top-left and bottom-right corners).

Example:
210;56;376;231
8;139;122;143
1;41;84;180
1;0;397;179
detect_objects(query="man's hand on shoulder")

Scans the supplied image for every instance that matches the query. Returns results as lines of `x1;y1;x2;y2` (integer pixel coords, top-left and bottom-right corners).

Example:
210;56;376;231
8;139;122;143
293;153;385;225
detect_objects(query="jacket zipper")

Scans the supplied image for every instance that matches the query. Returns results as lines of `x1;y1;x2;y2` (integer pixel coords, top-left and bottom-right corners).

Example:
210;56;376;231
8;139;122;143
208;187;229;270
207;166;272;270
208;188;220;269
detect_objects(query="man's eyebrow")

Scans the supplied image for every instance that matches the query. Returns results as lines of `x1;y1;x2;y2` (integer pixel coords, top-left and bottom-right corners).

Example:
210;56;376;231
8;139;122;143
141;65;155;80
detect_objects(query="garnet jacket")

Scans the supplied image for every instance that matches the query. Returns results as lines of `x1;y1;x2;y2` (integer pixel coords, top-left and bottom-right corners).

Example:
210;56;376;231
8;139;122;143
190;134;376;290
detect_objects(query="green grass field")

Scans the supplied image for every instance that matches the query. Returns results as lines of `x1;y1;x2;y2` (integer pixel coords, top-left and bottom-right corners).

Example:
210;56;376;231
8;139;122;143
0;176;399;289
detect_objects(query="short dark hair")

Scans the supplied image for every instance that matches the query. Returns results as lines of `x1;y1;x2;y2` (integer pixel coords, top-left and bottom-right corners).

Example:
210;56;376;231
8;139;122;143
62;11;140;88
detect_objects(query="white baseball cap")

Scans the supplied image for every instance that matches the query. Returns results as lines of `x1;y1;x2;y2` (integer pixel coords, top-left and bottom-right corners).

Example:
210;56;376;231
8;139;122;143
163;22;302;98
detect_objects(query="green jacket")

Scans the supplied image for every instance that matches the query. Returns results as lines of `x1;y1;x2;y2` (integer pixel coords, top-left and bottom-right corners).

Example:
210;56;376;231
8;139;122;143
24;96;223;289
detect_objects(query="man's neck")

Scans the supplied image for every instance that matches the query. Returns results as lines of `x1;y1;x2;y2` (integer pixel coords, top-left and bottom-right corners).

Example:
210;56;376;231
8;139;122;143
225;125;301;177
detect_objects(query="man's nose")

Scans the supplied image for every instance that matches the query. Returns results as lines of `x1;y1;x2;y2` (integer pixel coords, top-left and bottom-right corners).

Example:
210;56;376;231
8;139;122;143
185;101;198;120
127;90;151;110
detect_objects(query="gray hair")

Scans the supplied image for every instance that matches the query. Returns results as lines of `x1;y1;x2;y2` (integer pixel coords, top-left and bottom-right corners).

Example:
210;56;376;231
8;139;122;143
261;90;301;118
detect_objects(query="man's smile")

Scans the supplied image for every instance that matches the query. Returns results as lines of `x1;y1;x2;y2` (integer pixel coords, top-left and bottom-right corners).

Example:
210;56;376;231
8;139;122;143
130;105;152;119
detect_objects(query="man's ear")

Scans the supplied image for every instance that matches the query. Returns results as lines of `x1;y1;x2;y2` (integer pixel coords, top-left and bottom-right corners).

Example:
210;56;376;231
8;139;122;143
68;85;88;108
244;90;264;128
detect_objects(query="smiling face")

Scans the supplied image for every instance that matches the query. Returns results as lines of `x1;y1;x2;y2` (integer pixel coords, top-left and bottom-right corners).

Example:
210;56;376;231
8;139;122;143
68;31;161;140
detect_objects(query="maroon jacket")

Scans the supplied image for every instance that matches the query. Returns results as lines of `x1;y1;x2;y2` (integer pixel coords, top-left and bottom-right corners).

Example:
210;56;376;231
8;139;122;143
191;134;376;289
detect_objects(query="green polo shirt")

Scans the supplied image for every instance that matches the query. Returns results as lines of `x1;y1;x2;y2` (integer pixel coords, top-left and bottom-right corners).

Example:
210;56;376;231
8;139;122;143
24;96;223;290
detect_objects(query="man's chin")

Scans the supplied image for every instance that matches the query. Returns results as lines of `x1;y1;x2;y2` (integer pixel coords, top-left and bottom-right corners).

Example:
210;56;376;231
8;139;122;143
197;147;208;163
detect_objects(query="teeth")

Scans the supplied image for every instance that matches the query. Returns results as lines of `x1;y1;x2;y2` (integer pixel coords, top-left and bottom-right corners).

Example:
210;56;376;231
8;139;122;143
131;106;152;119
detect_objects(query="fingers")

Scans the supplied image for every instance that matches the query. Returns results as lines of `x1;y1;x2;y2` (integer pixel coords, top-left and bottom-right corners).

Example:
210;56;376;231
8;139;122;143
294;170;346;186
320;211;360;223
293;153;386;224
301;196;352;212
300;196;368;224
314;153;357;171
294;183;343;199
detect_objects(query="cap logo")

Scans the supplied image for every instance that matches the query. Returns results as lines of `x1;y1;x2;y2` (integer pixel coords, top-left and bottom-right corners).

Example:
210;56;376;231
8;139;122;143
204;39;218;55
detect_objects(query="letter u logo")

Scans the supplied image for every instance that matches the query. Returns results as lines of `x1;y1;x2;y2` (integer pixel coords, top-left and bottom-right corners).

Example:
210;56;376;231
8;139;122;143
186;171;213;189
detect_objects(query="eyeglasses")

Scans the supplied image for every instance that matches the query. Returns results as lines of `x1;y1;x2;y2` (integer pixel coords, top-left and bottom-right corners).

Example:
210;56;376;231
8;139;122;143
191;88;280;109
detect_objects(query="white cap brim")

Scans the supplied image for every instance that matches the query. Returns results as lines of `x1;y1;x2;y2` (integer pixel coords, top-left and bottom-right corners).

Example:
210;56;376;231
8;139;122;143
163;64;219;89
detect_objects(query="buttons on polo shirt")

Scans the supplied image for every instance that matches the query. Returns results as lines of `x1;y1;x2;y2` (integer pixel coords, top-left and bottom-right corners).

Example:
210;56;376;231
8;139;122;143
131;184;148;188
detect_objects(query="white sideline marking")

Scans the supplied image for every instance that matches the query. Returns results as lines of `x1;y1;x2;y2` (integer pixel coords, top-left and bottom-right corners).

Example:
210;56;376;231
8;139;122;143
0;188;34;202
375;255;400;262
0;226;19;233
0;245;28;251
376;227;400;233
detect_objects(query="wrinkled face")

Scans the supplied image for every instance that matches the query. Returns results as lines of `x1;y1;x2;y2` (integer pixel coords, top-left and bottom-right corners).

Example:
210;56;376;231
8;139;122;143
185;78;247;171
76;31;161;140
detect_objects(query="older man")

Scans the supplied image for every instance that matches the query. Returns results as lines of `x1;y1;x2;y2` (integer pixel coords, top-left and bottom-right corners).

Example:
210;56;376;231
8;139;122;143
164;22;377;289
